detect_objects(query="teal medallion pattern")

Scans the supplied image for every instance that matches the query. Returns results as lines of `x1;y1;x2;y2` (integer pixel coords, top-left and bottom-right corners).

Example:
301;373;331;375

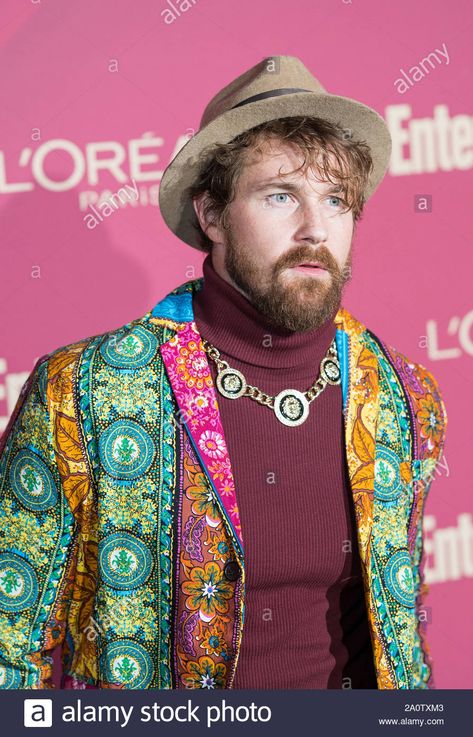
9;448;58;511
98;419;155;480
0;663;22;689
384;549;415;608
100;326;158;369
99;532;153;590
102;639;154;688
0;552;39;612
374;445;404;503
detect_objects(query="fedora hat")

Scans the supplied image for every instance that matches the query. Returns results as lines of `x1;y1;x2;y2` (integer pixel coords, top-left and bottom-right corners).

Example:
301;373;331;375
158;55;392;251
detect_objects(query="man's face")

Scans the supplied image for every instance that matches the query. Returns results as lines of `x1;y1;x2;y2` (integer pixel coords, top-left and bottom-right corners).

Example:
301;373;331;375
193;138;355;332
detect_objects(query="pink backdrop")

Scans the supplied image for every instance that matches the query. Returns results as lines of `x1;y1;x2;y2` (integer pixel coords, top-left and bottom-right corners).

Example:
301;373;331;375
0;0;471;689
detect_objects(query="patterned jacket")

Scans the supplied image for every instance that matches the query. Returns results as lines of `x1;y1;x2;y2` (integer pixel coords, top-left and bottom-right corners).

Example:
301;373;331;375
0;276;447;690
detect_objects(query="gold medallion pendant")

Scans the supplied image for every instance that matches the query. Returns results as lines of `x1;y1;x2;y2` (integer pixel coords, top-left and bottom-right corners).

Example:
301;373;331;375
273;389;310;426
216;368;247;399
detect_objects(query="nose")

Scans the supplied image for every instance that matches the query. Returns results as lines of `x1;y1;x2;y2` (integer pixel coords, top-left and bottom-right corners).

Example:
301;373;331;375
294;199;329;244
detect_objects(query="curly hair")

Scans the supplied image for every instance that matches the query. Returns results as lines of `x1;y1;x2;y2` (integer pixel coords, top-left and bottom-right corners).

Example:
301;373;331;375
188;115;374;253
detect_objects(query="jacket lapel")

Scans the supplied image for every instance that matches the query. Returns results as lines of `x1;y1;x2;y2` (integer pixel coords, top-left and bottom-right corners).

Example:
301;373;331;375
159;319;244;563
334;307;378;570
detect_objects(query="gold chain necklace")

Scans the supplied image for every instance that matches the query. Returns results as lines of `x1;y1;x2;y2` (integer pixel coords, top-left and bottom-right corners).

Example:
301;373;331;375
201;337;341;427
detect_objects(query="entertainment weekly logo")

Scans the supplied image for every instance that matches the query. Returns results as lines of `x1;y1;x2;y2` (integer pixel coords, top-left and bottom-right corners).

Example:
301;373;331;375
424;514;473;584
0;103;471;206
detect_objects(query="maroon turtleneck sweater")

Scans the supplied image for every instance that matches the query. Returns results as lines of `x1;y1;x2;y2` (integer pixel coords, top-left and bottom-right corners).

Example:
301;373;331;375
192;255;377;689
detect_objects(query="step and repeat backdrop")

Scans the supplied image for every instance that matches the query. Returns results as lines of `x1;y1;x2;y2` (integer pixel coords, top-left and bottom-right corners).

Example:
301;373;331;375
0;0;471;688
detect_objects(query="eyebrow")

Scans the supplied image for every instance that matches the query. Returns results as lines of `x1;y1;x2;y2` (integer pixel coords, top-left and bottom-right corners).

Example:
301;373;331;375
248;177;344;194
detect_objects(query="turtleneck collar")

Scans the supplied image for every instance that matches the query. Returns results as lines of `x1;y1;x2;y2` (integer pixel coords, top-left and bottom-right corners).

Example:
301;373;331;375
192;255;338;371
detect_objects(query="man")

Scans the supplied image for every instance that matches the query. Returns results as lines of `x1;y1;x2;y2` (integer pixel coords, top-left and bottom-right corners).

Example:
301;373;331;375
0;56;447;690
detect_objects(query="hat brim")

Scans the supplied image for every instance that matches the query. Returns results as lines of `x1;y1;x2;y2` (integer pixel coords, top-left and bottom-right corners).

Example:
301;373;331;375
158;91;392;251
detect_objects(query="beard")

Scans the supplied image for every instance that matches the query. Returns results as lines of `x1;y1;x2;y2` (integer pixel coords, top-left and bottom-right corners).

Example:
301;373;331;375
223;231;352;333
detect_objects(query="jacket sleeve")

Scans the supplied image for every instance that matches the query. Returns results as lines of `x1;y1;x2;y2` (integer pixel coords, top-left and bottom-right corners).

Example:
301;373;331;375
410;366;448;689
0;357;77;688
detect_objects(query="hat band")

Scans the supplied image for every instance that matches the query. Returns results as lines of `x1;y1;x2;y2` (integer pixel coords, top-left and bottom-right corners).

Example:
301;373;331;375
231;87;312;109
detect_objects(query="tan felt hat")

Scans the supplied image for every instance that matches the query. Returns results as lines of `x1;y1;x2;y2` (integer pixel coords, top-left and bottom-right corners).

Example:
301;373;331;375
158;55;392;251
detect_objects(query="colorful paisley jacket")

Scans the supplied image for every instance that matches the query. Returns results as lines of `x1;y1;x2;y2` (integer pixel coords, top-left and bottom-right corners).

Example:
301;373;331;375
0;276;447;690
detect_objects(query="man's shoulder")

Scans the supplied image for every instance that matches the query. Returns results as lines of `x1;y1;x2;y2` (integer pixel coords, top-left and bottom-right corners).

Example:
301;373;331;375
358;320;448;461
339;307;447;452
36;312;159;379
363;323;443;404
41;317;143;366
338;307;443;401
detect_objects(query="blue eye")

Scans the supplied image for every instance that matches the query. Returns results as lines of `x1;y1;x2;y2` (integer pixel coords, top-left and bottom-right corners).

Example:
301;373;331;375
267;193;292;204
328;195;343;207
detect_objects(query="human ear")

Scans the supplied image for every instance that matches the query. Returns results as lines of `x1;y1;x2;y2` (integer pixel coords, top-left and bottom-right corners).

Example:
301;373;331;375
192;193;226;244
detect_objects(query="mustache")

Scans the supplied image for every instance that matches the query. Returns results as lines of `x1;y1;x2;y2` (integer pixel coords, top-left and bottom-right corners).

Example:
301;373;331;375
277;246;339;273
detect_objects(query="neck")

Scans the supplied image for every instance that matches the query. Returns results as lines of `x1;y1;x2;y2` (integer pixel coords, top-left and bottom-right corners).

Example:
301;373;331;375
192;255;338;371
